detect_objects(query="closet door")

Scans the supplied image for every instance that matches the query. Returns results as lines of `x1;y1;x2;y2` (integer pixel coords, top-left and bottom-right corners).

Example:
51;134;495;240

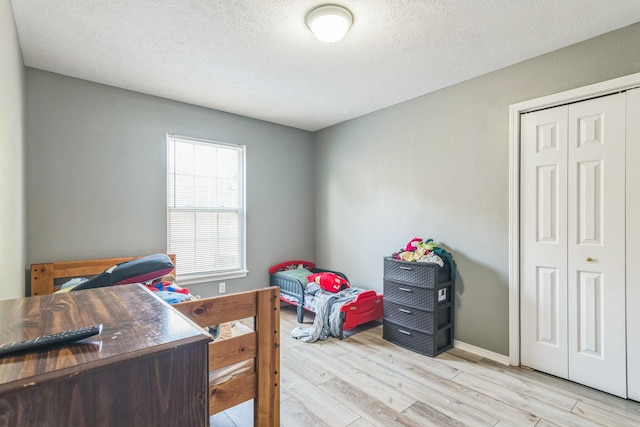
520;93;627;398
627;88;640;401
567;93;626;398
520;105;569;379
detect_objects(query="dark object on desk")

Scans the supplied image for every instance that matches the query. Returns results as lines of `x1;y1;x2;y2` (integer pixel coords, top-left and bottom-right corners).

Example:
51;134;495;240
0;284;209;427
0;324;102;356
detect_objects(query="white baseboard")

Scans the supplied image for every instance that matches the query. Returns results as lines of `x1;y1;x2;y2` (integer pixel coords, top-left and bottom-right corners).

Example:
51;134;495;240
453;340;511;366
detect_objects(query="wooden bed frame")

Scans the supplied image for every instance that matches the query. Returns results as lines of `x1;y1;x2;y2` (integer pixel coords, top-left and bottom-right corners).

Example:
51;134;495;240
28;255;280;426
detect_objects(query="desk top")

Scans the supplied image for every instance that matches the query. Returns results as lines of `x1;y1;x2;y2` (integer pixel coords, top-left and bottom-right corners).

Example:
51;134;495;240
0;284;209;393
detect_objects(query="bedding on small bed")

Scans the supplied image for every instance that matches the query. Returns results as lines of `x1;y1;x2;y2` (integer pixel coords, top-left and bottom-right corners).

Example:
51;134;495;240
284;281;356;314
291;287;363;343
276;268;349;291
283;271;366;342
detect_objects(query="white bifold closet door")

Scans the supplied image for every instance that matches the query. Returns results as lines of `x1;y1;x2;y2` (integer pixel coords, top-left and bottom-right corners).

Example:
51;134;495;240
520;92;627;398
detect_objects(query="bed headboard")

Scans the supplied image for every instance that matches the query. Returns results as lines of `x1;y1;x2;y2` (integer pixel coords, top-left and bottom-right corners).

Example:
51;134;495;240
268;260;315;275
30;254;177;296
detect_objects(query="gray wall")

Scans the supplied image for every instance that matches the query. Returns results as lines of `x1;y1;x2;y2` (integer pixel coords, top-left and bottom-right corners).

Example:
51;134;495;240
0;2;25;299
26;69;315;297
314;23;640;356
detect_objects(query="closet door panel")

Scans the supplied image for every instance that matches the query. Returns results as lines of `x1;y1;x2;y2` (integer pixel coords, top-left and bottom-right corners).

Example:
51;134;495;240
576;271;602;355
520;105;569;378
627;88;640;402
567;93;626;398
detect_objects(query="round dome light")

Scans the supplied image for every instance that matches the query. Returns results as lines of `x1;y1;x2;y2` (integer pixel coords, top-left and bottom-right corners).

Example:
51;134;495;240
306;5;353;43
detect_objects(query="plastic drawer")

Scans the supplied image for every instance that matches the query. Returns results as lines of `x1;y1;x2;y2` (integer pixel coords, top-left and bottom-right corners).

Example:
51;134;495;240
383;300;434;332
383;319;453;357
383;280;435;310
383;257;450;287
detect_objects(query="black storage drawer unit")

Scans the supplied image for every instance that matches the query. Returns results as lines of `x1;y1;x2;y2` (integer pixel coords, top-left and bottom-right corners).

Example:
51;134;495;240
382;257;454;357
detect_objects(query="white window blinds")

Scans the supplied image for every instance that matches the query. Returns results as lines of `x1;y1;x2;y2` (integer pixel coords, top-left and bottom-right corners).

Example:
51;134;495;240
167;135;246;283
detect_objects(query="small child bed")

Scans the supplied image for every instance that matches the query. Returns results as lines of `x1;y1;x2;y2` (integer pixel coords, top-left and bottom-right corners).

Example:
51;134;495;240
269;260;383;336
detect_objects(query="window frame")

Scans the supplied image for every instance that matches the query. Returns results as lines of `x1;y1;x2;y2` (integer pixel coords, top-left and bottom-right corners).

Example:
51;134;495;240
166;134;247;285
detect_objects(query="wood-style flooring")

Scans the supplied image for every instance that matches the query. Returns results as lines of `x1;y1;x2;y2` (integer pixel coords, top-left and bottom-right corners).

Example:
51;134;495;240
211;304;640;426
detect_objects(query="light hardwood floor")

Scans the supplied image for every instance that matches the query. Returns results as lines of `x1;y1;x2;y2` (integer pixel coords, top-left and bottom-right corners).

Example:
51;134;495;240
212;303;640;426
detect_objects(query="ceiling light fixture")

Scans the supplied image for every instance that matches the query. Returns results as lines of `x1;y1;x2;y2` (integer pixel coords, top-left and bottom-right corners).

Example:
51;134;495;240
306;4;353;43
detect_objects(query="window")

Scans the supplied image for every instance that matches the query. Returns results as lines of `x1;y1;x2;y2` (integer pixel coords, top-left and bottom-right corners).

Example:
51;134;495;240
167;134;246;284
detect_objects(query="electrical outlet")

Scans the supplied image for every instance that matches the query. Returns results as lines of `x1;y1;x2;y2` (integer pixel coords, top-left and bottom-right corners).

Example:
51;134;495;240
219;282;226;293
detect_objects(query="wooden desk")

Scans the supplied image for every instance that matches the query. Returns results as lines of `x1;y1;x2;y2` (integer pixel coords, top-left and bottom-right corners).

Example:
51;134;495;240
0;284;210;427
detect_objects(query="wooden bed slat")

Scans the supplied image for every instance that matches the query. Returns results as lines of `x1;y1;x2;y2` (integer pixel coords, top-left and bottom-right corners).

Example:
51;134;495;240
208;333;256;370
173;290;258;325
210;372;256;414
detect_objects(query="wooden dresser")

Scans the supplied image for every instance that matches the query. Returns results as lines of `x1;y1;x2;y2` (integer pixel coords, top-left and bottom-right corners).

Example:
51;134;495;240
0;284;210;427
382;257;454;357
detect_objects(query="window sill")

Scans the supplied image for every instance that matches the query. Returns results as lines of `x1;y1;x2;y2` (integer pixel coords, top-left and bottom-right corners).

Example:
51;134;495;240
177;270;249;286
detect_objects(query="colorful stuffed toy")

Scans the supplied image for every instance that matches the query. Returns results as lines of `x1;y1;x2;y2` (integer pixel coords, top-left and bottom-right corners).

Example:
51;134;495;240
306;272;350;293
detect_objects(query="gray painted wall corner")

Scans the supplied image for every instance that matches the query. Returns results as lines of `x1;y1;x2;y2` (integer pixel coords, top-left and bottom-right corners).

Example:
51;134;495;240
313;22;640;355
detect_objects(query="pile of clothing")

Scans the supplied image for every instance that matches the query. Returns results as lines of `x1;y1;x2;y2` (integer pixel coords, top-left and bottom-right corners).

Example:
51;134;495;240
392;237;457;283
291;271;358;343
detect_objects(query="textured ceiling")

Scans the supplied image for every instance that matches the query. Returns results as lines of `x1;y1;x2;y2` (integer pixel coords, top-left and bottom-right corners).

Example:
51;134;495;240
10;1;640;131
